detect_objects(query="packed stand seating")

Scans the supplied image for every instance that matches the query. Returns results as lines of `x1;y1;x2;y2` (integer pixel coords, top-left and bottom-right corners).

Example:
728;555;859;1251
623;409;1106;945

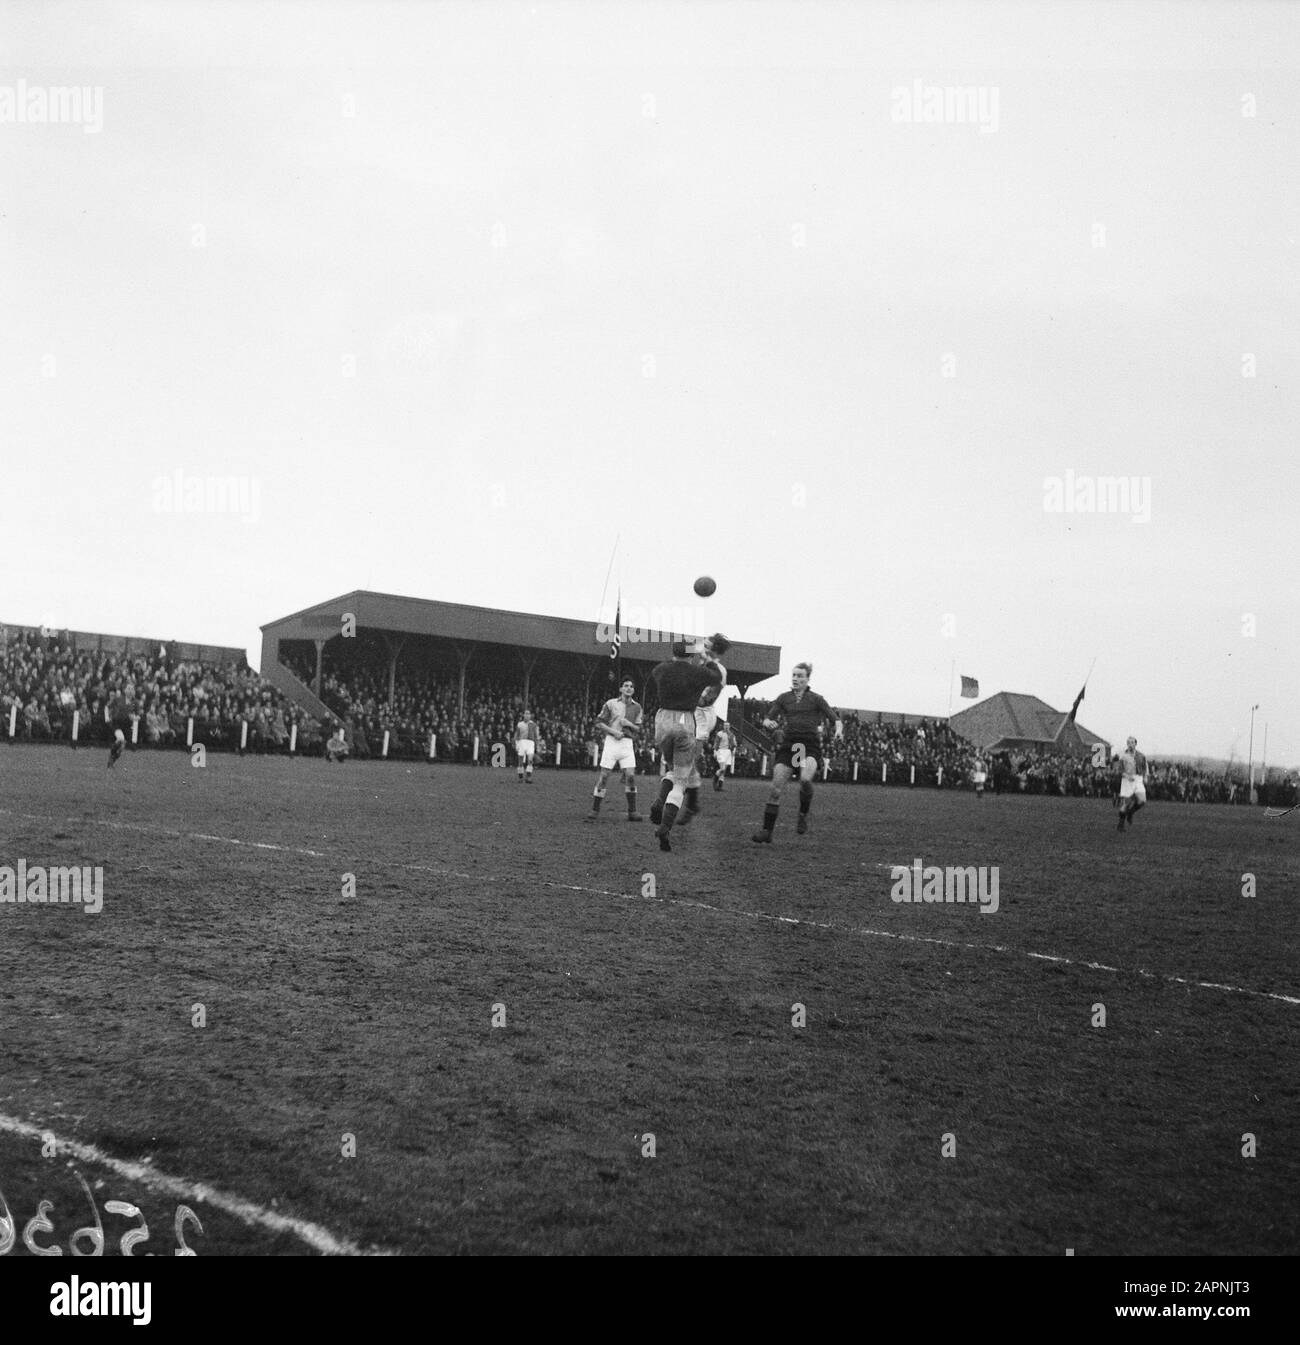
1;628;324;754
280;636;613;767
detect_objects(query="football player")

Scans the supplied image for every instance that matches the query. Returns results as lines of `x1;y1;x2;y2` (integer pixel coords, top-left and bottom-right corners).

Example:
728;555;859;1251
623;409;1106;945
107;727;126;768
586;677;644;821
515;708;539;782
648;642;723;850
1117;735;1147;830
712;720;737;790
648;631;732;826
752;662;841;842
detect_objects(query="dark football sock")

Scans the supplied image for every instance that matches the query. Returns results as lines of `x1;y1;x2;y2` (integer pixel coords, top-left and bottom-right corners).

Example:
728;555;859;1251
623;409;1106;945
660;802;679;832
799;783;812;814
761;803;779;833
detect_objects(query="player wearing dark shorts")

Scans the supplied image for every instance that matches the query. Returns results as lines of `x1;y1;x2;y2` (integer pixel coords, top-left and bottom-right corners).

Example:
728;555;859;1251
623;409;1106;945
752;662;841;843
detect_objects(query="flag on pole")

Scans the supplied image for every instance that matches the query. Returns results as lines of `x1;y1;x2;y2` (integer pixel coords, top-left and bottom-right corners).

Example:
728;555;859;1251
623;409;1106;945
609;593;620;659
1066;683;1086;724
960;675;979;699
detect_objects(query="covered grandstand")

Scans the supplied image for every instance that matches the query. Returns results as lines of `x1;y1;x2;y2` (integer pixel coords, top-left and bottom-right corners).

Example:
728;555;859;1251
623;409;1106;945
260;590;781;729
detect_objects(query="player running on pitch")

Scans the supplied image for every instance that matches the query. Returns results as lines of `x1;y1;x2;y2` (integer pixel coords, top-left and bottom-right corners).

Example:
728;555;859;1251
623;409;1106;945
648;641;723;850
752;661;841;843
586;677;644;822
1116;735;1147;830
107;727;126;768
515;708;539;783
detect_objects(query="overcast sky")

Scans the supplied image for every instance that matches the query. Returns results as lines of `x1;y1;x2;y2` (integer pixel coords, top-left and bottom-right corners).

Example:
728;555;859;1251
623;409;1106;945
3;1;1297;762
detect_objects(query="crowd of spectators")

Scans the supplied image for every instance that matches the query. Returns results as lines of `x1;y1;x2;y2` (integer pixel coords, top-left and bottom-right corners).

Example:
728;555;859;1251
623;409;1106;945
1;629;324;753
733;699;1298;805
283;649;614;767
7;628;1295;807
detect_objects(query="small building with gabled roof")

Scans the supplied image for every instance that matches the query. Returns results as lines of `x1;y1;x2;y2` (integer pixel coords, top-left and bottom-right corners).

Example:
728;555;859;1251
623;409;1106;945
947;691;1108;758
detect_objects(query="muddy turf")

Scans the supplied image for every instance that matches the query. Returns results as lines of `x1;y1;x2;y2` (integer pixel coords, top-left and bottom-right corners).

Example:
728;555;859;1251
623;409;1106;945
1;747;1296;1255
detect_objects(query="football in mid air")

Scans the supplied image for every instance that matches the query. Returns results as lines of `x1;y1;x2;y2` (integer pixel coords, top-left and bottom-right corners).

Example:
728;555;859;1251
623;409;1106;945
693;576;716;597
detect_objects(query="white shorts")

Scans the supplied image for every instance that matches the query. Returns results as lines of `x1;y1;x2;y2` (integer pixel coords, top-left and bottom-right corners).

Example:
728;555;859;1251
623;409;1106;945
599;736;636;771
714;747;733;768
516;739;535;761
694;706;718;741
973;771;986;785
1120;776;1146;801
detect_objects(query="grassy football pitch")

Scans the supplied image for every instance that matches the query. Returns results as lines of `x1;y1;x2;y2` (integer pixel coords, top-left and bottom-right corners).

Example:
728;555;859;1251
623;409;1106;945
1;747;1297;1255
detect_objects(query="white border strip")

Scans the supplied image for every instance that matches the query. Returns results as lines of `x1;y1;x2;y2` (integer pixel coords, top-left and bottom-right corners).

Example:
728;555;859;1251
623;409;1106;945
0;1114;382;1256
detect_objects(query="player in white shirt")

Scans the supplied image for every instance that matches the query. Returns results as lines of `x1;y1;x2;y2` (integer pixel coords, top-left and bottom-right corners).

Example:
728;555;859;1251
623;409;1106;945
694;634;732;747
711;721;737;791
1117;736;1147;830
585;678;644;822
515;710;539;783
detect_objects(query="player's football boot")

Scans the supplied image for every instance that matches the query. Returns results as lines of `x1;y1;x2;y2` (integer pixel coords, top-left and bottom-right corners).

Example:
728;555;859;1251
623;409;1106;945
751;830;772;843
656;829;672;851
626;812;643;822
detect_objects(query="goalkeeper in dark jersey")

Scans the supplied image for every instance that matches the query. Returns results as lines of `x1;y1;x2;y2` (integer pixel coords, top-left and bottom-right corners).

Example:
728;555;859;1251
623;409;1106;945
647;642;723;851
752;661;841;843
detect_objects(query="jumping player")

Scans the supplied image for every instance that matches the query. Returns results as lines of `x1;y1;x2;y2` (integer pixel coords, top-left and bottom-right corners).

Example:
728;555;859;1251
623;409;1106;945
1117;736;1147;830
691;631;732;802
515;708;539;783
752;662;841;843
648;642;723;850
586;677;644;822
107;727;126;768
648;632;731;826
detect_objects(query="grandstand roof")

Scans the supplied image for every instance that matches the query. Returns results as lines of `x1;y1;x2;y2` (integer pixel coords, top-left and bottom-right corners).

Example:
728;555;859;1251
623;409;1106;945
260;590;781;685
947;691;1109;754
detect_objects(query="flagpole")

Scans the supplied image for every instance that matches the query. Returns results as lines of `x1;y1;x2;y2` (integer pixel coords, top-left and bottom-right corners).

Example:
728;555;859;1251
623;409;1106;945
948;660;955;716
615;583;622;687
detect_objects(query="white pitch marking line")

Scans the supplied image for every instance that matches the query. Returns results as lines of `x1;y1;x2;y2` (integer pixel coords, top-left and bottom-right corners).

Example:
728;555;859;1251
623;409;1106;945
0;1114;385;1256
7;809;1299;1008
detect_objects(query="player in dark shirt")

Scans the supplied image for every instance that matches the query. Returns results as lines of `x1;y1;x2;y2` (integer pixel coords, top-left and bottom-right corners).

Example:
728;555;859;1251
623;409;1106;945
647;642;723;850
752;661;841;843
